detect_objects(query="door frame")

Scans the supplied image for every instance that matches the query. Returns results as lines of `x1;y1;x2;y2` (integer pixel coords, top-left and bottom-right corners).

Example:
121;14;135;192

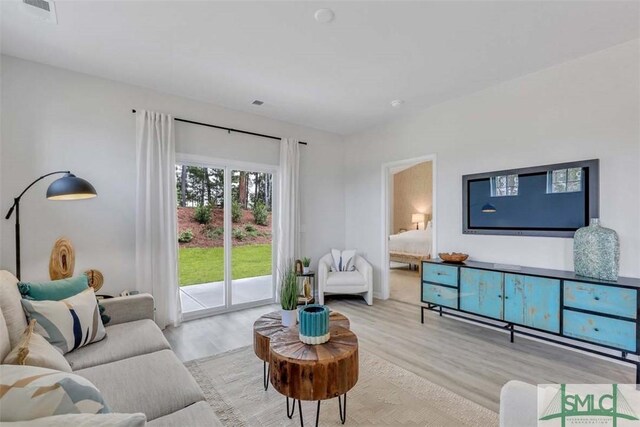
176;153;278;321
380;154;437;300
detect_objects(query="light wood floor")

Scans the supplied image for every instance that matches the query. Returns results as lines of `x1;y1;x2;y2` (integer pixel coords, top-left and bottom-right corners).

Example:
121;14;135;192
164;297;633;413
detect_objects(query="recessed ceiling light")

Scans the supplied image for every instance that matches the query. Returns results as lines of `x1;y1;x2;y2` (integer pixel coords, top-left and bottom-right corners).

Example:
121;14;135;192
252;100;264;106
314;8;335;24
390;99;405;108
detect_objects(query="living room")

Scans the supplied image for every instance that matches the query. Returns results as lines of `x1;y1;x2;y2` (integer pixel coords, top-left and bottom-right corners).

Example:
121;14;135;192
1;1;639;426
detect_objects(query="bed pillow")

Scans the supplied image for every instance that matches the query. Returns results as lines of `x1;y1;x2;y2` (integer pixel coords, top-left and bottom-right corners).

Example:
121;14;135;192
4;413;146;427
0;364;110;421
18;275;89;301
21;288;106;355
3;320;72;372
330;249;357;272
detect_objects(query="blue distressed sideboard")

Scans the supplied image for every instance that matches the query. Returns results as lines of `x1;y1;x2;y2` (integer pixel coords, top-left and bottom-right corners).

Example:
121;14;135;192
421;259;640;382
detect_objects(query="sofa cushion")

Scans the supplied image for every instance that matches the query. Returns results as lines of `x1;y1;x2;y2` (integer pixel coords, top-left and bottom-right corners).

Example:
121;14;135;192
0;306;11;361
0;364;110;422
326;271;366;286
75;349;204;421
21;288;106;354
65;319;171;370
147;401;220;427
18;275;89;301
4;320;72;372
0;270;28;348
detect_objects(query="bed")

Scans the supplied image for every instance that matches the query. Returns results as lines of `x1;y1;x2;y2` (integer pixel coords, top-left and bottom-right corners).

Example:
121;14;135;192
388;228;432;272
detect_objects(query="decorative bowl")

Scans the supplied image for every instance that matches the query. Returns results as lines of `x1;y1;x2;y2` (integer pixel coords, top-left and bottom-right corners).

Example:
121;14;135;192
438;252;469;263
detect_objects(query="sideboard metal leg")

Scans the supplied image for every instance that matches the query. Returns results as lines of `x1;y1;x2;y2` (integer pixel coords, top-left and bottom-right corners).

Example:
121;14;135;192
263;361;270;391
510;324;515;343
338;393;347;424
421;307;424;324
439;306;442;317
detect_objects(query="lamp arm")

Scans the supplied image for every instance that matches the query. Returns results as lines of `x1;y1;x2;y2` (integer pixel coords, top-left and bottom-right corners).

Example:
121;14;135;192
4;170;71;219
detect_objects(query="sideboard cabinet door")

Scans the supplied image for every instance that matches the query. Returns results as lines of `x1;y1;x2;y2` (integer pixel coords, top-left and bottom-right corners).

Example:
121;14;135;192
504;274;560;333
460;268;504;319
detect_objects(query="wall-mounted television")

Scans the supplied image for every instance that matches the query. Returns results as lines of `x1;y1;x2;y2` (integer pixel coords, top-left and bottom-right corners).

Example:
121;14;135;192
462;159;599;238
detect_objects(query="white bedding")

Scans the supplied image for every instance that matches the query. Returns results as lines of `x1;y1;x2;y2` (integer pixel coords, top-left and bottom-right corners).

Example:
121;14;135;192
388;229;432;257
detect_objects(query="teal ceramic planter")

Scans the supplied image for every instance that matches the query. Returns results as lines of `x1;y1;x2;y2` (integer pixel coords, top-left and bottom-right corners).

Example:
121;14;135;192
298;304;330;345
574;218;619;281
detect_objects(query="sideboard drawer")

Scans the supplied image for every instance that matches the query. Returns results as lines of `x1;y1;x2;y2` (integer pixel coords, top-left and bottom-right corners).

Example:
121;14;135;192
564;281;637;319
423;263;458;287
563;310;636;351
422;283;458;309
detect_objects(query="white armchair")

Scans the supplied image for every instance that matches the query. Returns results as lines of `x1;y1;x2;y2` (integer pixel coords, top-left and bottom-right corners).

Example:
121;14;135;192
318;253;373;305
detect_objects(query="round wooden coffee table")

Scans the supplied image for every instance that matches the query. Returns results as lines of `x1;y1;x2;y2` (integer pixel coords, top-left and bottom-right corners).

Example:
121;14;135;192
253;311;349;390
270;325;358;426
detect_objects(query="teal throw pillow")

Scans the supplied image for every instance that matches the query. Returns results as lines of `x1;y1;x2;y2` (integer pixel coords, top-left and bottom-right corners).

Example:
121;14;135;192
18;275;89;301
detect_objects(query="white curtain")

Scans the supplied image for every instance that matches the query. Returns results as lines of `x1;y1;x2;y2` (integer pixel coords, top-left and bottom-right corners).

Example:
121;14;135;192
276;138;300;301
135;110;181;329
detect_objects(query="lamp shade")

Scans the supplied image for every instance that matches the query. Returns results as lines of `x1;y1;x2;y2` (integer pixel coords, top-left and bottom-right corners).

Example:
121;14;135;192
411;213;426;224
481;203;497;213
46;173;97;200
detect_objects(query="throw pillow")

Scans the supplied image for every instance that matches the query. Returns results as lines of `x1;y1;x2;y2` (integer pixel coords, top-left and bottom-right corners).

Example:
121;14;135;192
21;288;106;355
0;364;110;421
3;320;72;372
0;270;28;348
18;275;89;301
330;249;357;272
4;413;146;427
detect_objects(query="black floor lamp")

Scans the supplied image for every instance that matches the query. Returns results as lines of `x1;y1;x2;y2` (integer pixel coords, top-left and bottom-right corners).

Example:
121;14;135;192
4;171;97;279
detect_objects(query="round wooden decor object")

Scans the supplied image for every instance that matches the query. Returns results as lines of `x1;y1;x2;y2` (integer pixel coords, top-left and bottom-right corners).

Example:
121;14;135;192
270;325;359;401
84;269;104;292
49;238;75;280
253;311;350;362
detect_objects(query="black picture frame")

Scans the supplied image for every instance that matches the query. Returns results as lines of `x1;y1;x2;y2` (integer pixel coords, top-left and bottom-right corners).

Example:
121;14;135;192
462;159;599;238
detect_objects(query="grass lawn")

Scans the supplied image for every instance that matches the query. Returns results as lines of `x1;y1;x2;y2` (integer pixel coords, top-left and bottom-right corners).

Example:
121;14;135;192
179;244;272;286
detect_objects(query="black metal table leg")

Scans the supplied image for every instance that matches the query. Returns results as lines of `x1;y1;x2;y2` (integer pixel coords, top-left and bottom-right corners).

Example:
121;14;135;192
338;393;347;424
421;306;424;324
263;361;270;391
287;397;296;419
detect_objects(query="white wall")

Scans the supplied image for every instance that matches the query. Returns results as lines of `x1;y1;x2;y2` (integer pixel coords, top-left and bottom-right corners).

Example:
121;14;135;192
344;40;640;296
0;55;345;294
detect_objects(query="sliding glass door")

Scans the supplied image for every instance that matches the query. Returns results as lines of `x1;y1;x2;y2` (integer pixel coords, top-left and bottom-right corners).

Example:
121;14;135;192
176;160;276;319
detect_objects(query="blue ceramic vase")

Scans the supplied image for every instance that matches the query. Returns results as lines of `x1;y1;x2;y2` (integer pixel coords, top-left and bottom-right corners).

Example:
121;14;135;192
574;218;619;281
298;304;330;345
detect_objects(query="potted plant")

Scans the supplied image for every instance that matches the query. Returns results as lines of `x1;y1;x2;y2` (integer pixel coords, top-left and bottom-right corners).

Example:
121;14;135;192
279;263;298;327
302;257;311;274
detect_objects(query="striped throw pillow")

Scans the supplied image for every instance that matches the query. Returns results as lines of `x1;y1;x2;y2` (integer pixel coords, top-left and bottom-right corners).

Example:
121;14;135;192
0;364;110;421
21;288;106;355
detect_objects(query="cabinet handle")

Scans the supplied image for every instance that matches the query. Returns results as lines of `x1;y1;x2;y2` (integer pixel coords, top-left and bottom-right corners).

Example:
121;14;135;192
437;294;441;297
594;328;599;332
436;272;443;275
504;296;509;299
498;294;502;298
594;296;600;301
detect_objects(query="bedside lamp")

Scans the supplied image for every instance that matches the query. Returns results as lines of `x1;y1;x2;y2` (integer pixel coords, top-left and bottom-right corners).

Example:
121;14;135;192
412;213;426;230
481;203;497;213
5;171;97;279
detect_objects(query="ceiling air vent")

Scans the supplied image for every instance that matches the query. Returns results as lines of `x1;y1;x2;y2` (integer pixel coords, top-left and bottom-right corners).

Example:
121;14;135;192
22;0;58;24
252;100;264;106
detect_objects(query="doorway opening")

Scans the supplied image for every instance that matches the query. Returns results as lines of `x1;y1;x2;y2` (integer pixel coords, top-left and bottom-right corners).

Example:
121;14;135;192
382;155;436;304
175;159;276;320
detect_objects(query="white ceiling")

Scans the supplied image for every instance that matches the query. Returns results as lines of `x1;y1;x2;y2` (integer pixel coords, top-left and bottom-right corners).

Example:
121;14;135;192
1;1;638;135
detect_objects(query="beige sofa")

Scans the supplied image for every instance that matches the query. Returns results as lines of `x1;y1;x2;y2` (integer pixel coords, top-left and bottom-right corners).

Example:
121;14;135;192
0;270;220;426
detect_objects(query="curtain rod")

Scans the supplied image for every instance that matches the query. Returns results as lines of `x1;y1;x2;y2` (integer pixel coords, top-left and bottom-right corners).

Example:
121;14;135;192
131;110;308;145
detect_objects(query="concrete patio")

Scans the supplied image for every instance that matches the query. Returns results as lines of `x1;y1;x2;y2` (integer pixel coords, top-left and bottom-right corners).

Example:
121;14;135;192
180;275;273;313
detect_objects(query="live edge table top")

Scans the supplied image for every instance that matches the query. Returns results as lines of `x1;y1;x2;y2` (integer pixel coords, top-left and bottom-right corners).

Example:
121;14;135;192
252;311;350;362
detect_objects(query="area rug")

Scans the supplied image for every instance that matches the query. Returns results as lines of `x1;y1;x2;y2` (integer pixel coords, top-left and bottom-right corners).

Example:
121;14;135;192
185;346;498;426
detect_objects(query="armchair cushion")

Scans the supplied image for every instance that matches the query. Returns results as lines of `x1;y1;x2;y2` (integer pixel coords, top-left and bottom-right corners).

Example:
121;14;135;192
326;271;366;287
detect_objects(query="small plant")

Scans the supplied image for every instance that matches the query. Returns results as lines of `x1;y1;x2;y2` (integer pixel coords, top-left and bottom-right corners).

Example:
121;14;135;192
178;229;194;243
205;226;224;239
232;200;242;223
193;204;212;224
232;228;246;240
245;224;257;232
279;262;298;311
252;201;269;226
302;257;311;267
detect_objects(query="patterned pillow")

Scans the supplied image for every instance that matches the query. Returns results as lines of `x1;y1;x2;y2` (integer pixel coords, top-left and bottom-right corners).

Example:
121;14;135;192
3;320;72;372
0;364;110;421
21;288;106;355
330;249;357;272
